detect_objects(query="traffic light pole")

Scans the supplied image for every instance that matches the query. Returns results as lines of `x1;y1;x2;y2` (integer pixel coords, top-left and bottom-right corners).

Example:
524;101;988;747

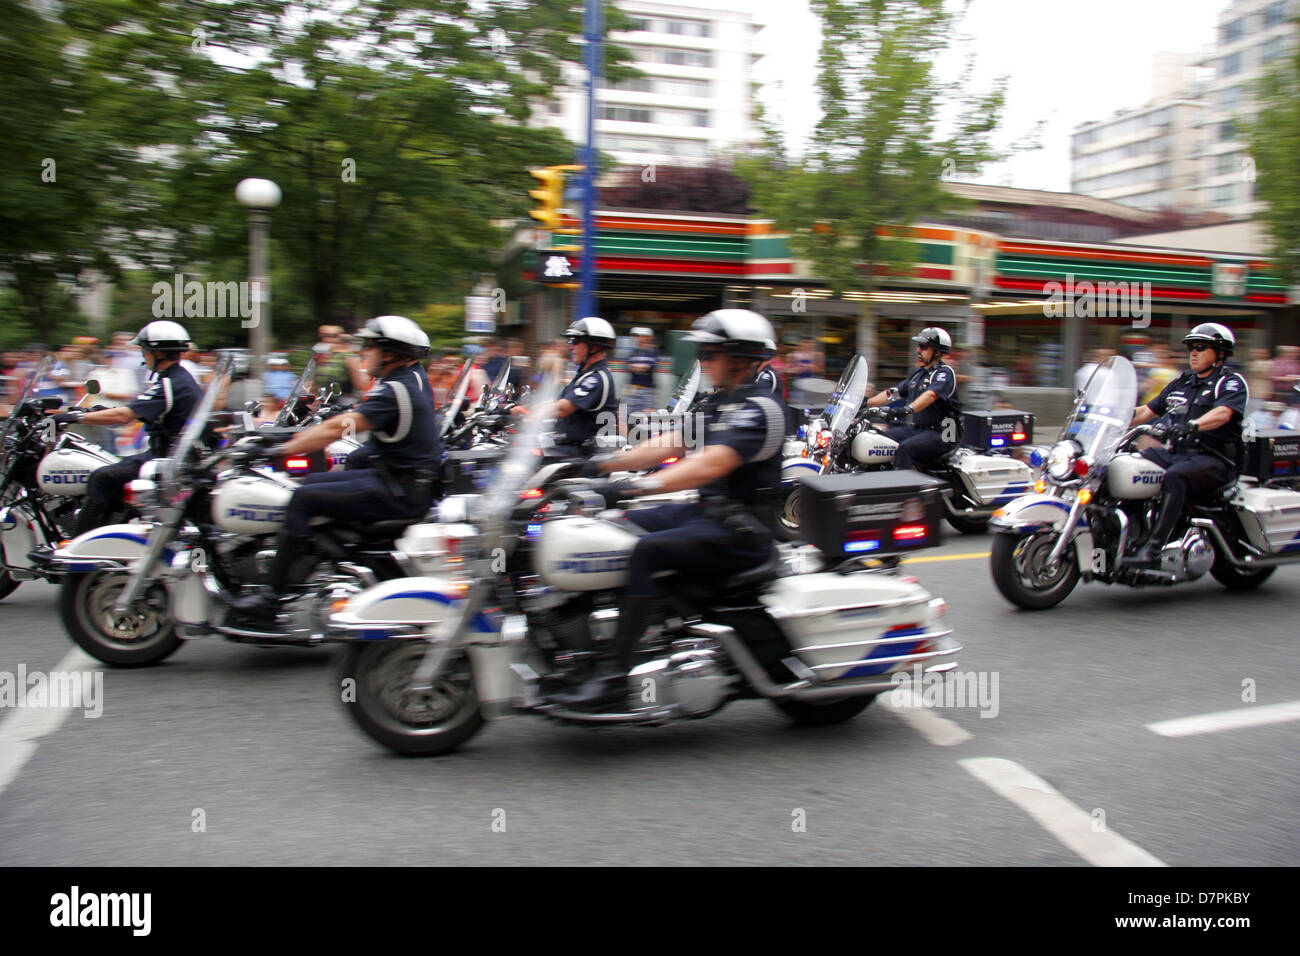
577;0;601;320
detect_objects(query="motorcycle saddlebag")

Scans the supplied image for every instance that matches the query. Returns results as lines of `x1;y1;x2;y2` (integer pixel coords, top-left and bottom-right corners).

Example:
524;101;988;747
1242;430;1300;484
795;471;946;558
442;447;506;495
961;409;1034;453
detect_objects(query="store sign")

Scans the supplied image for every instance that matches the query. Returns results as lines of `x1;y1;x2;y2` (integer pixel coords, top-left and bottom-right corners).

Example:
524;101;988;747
1212;262;1248;298
464;295;495;334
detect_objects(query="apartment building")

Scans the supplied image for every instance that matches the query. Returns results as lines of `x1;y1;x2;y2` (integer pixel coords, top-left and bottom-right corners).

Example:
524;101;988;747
537;1;765;169
1192;0;1297;217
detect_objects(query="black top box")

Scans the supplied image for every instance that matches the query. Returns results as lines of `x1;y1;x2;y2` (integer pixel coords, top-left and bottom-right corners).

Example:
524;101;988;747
796;470;947;558
962;409;1034;452
1243;429;1300;482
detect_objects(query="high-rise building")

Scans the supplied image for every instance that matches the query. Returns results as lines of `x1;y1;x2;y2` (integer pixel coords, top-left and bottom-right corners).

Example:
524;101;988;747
536;1;765;169
1070;54;1207;213
1191;0;1298;218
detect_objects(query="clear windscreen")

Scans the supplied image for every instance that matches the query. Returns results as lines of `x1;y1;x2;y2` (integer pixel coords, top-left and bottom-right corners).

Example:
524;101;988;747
273;356;316;426
1060;355;1138;460
170;352;235;465
440;359;473;438
666;361;700;414
1;354;52;448
824;354;869;437
480;373;562;527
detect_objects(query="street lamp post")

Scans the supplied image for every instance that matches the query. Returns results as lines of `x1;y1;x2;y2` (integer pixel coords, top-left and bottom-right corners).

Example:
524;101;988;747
235;177;282;400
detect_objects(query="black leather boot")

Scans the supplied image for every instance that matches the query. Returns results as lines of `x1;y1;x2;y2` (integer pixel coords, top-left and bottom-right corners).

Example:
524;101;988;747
548;596;649;711
228;533;315;624
1130;497;1182;566
75;499;114;537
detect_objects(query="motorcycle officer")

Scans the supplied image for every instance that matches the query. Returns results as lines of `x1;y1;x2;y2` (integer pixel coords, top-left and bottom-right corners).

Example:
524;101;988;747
1128;323;1247;565
54;321;202;535
553;309;787;710
863;326;961;470
230;315;440;623
546;317;619;455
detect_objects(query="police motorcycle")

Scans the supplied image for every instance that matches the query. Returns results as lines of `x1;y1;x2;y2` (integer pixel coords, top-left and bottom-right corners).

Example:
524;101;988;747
325;376;959;756
442;358;521;452
988;355;1300;610
49;357;421;665
269;358;362;473
776;356;1032;539
0;358;125;598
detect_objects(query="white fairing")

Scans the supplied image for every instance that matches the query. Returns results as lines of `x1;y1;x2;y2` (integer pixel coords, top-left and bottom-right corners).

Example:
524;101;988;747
54;523;156;561
0;502;41;569
1107;453;1166;500
851;431;897;465
327;436;361;471
37;445;117;497
212;473;294;534
168;552;217;628
536;516;639;591
331;576;460;627
1232;485;1300;554
761;573;944;681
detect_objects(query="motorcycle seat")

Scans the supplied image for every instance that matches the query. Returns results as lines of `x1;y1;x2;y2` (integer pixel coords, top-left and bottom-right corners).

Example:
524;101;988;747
680;550;781;596
338;518;419;541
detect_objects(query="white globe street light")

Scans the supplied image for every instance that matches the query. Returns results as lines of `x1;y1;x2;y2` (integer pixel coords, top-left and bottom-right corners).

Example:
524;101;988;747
235;177;281;400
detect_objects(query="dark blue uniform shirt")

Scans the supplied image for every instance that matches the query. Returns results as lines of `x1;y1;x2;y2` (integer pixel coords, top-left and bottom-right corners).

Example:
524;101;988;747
895;361;959;431
354;362;441;470
697;380;787;503
627;349;658;389
128;362;202;456
555;358;617;449
1147;364;1248;461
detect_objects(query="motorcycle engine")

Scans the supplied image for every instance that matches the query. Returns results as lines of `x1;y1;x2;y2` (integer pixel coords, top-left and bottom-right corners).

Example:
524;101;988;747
629;637;731;718
1159;528;1214;580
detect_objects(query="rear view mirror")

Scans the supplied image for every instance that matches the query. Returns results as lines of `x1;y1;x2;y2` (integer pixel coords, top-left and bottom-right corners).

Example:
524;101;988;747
84;379;101;395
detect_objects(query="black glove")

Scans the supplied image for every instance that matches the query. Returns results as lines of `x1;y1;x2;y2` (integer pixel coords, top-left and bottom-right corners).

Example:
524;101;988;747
575;454;618;479
885;405;910;423
1166;420;1197;443
52;410;84;425
580;477;643;508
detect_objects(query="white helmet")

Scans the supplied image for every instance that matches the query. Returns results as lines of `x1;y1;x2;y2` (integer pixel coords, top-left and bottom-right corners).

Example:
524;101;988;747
631;326;654;337
132;320;191;353
1183;322;1235;357
355;315;430;359
563;316;616;349
911;326;952;354
684;309;776;360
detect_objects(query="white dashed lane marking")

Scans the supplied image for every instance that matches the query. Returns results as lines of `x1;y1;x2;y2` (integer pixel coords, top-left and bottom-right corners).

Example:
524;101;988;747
879;688;974;746
1146;701;1300;737
960;757;1167;867
0;648;99;798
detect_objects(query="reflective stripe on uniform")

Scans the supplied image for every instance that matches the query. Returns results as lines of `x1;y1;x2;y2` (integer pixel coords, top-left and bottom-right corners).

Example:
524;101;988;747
374;380;412;443
748;396;785;462
162;377;174;414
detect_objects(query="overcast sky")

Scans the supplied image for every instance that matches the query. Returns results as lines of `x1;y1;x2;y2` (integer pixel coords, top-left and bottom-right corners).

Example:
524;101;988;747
744;0;1230;191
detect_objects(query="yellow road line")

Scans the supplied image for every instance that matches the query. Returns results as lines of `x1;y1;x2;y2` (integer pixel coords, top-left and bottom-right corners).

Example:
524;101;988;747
901;551;991;564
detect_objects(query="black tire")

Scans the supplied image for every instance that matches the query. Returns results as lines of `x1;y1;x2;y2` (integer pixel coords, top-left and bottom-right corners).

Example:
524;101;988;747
775;483;802;541
1209;554;1275;591
59;570;181;666
0;568;19;601
990;530;1080;610
773;694;876;725
339;642;485;756
946;513;989;535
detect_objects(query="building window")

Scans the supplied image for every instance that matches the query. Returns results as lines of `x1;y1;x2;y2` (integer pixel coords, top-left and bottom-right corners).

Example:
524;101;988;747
1259;35;1287;62
626;17;652;32
1221;51;1242;75
1220;120;1237;142
1214;183;1236;205
1217;85;1240;111
1264;1;1288;29
548;98;562;115
599;106;654;123
1217;152;1239;176
1221;17;1245;45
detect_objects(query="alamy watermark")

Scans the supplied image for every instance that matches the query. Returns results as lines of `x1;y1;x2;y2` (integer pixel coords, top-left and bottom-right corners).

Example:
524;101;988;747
152;273;254;322
1043;273;1151;329
888;665;999;718
0;665;103;718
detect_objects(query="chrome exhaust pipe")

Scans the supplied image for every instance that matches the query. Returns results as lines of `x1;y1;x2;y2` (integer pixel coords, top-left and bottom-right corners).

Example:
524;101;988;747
1190;518;1300;569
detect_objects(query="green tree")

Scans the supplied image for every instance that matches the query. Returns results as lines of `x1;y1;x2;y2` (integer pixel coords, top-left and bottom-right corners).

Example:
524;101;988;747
1248;19;1300;285
736;0;1007;341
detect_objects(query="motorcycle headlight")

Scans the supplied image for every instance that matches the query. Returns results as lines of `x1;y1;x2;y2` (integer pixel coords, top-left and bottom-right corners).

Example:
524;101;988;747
1045;441;1079;481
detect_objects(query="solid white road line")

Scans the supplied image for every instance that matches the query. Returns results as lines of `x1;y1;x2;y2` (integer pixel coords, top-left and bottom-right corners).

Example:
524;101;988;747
879;688;974;746
959;757;1167;867
0;648;99;798
1146;701;1300;737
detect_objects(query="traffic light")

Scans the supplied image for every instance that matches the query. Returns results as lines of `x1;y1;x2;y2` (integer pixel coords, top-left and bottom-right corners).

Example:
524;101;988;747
528;164;583;231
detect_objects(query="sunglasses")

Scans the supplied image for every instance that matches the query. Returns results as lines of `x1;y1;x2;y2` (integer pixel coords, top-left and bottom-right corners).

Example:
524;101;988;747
698;349;725;361
1186;343;1214;353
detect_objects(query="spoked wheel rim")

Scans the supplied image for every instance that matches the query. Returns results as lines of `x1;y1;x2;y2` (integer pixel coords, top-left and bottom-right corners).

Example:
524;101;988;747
777;486;801;534
76;572;171;651
1010;532;1074;591
361;643;479;737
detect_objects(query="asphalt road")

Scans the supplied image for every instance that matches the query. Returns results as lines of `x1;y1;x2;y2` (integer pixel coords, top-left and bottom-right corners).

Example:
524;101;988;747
1;534;1296;867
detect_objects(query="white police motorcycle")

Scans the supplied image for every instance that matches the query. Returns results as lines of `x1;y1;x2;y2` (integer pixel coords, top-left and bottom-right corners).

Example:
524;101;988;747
324;376;959;756
989;355;1300;609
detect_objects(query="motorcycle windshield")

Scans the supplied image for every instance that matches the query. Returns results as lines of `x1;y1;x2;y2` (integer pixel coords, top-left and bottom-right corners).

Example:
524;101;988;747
491;356;512;396
273;357;317;426
1;354;52;449
823;355;869;438
666;361;700;414
481;372;562;528
439;359;473;439
170;352;235;465
1059;355;1137;460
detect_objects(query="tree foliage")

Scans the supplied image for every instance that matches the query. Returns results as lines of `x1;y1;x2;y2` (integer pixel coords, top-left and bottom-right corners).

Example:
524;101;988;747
601;163;752;214
0;0;633;347
736;0;1007;295
1248;20;1300;285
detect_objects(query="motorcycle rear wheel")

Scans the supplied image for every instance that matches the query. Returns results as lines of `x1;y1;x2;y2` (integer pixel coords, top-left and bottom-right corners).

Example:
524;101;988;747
339;642;484;756
773;694;876;725
946;513;989;535
1209;555;1275;591
990;531;1080;610
0;567;19;601
775;484;802;541
59;570;181;666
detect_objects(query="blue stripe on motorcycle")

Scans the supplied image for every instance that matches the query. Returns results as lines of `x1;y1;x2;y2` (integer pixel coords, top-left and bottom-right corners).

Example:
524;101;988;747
838;626;927;679
373;590;495;633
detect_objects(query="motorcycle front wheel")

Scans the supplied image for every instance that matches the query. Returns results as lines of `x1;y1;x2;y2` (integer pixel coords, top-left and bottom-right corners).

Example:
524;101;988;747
775;484;802;541
59;570;181;666
338;642;485;756
990;531;1080;610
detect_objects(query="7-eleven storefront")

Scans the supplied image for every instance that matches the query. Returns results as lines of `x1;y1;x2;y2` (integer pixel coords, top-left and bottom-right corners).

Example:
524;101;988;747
515;212;1293;387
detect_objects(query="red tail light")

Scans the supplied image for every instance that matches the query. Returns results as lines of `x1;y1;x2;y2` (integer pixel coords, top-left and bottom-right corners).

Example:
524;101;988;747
661;456;680;465
893;524;928;541
520;488;544;499
285;457;311;471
